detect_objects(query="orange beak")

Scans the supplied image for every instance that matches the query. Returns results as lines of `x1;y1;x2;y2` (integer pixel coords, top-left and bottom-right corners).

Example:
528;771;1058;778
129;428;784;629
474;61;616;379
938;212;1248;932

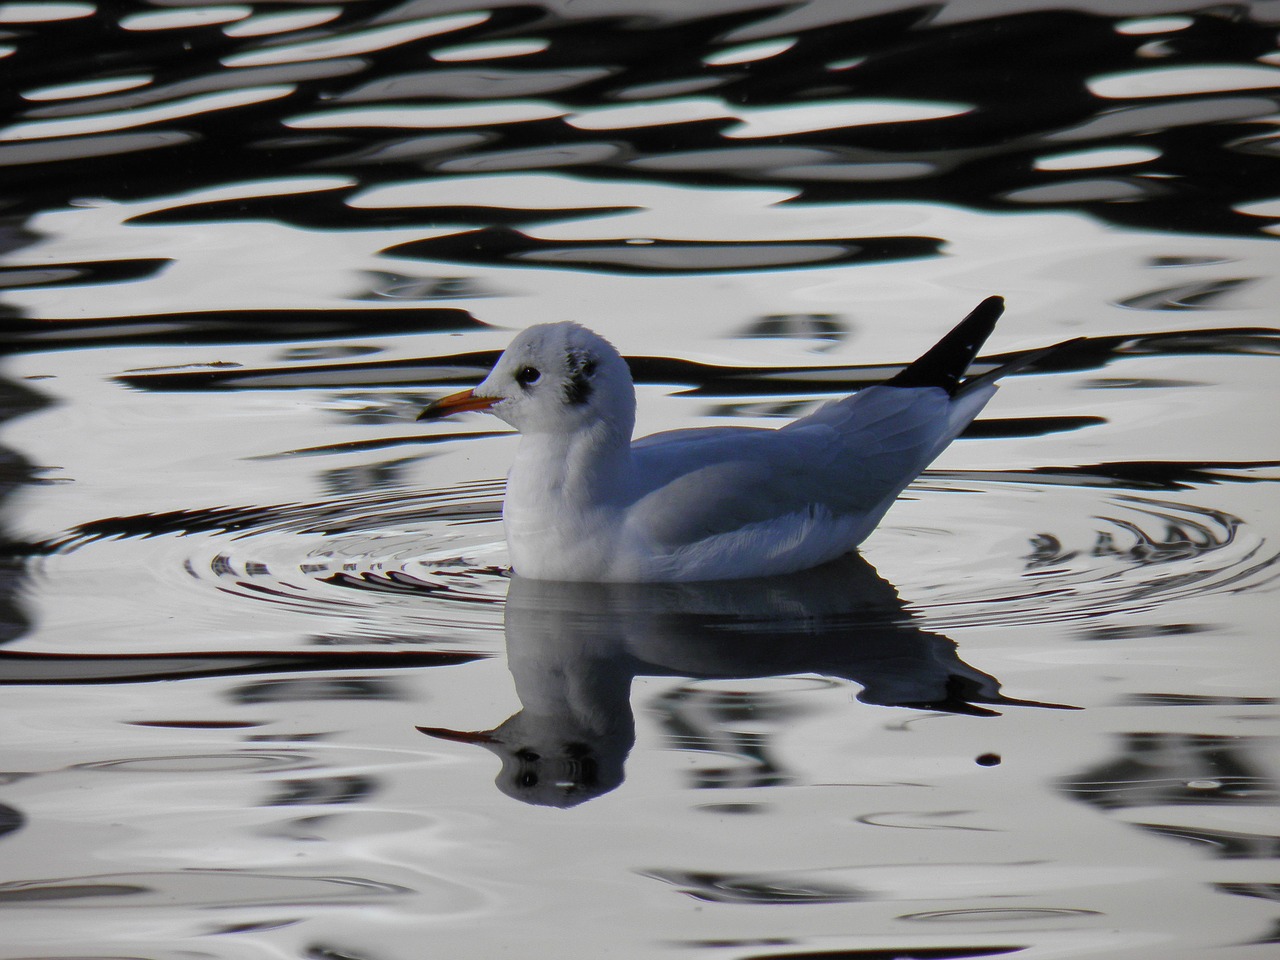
417;388;498;421
416;725;499;745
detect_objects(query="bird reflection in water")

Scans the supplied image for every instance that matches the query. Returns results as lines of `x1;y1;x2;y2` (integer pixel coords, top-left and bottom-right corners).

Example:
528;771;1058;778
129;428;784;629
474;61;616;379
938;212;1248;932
419;555;1074;807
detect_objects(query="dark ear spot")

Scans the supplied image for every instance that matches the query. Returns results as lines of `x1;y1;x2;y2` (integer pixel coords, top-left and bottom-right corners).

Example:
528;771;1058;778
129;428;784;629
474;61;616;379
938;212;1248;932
564;350;596;405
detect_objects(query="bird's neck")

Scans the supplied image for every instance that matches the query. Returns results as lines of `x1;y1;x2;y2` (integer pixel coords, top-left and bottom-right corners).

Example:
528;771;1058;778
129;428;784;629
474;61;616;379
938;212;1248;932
508;421;634;510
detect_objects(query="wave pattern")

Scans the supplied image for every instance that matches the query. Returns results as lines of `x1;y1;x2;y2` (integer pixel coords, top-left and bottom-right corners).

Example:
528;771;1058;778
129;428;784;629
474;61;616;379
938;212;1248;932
1;5;1278;957
20;463;1274;651
4;4;1280;271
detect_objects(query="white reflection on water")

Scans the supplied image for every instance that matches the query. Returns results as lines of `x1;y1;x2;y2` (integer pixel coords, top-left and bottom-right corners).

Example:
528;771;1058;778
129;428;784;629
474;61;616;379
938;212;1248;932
221;11;491;68
121;6;251;32
3;4;1280;957
1088;63;1280;98
0;86;298;140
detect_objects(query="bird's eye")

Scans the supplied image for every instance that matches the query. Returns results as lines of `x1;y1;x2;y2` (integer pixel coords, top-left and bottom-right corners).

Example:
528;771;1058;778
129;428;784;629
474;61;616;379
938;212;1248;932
515;365;541;387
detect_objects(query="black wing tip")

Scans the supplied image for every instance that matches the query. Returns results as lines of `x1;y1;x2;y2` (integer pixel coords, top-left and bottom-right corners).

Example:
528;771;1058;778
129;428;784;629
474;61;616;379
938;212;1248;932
885;295;1007;395
966;295;1005;323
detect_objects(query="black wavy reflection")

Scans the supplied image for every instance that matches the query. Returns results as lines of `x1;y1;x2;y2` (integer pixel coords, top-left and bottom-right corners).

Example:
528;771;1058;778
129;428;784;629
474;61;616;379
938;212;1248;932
111;328;1280;406
3;4;1279;243
1063;732;1279;812
25;483;504;556
382;229;943;274
0;648;481;686
0;374;47;645
417;554;1075;808
1;307;481;355
941;459;1280;493
0;803;23;840
123;199;643;230
642;866;866;905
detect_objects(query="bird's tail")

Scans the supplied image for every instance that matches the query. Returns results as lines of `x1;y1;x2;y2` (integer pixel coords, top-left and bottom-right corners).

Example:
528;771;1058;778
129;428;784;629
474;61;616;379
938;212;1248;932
885;296;1005;396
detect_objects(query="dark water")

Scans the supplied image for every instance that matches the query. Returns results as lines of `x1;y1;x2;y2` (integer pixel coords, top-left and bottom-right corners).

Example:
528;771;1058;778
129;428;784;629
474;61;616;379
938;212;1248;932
2;3;1279;959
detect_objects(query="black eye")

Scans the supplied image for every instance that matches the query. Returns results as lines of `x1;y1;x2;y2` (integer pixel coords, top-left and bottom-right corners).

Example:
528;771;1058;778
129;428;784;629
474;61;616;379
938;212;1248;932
515;365;540;387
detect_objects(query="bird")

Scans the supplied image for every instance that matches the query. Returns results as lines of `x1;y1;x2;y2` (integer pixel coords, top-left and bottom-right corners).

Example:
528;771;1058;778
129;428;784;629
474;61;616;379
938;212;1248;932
419;296;1038;583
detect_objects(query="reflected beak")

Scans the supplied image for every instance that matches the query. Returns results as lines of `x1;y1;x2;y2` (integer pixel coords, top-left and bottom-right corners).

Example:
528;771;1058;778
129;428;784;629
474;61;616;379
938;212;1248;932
417;388;497;421
416;725;499;745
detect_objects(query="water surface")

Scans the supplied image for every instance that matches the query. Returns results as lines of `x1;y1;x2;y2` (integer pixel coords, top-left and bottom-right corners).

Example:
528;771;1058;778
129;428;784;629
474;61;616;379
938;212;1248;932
2;3;1279;959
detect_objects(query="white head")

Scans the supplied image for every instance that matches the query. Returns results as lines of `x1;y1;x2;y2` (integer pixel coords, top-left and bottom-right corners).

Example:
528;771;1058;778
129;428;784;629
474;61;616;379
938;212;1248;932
420;322;635;438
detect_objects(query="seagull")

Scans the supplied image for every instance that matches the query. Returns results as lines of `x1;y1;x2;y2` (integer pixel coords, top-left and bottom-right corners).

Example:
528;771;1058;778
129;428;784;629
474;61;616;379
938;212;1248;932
420;296;1038;583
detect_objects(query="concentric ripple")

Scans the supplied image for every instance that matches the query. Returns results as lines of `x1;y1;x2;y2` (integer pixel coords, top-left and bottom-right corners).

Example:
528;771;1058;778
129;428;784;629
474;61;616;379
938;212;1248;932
878;470;1277;631
37;466;1276;652
31;481;511;654
179;480;510;641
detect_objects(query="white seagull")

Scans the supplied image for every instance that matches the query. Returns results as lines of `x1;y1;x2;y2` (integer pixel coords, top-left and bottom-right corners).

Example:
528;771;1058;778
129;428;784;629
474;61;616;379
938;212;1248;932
420;296;1036;583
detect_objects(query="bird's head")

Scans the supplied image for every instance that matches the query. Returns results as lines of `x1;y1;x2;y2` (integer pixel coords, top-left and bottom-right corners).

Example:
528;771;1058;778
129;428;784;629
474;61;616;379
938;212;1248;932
419;322;634;436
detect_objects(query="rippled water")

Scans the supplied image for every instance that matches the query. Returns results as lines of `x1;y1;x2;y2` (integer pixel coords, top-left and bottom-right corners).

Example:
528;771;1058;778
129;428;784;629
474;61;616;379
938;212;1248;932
2;3;1279;959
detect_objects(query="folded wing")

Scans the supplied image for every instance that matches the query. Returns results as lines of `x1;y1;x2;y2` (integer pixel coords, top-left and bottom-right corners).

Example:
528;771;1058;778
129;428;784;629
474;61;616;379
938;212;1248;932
626;383;984;551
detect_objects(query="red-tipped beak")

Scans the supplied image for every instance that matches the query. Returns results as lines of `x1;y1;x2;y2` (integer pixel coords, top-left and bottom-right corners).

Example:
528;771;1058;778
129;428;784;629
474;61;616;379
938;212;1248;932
417;388;497;421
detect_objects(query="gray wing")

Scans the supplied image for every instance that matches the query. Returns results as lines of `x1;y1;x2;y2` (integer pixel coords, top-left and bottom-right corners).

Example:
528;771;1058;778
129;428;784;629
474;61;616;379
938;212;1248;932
626;384;985;549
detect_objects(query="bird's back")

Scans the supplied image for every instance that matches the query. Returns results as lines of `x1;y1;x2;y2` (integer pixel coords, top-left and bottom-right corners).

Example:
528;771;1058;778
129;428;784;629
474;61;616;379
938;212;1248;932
618;381;994;580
